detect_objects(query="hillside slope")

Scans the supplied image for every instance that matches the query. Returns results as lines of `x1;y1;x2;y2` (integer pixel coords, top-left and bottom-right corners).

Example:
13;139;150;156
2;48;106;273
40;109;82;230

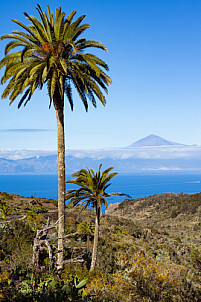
106;192;201;246
0;191;201;301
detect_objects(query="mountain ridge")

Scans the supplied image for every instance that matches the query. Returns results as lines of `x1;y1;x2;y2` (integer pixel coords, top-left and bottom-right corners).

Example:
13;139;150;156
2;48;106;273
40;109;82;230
127;134;187;147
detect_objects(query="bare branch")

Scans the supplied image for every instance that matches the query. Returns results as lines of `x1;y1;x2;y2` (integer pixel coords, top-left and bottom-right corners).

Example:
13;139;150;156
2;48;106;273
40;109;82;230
63;258;85;264
46;216;50;228
64;246;87;250
48;232;80;241
40;215;64;232
45;239;54;272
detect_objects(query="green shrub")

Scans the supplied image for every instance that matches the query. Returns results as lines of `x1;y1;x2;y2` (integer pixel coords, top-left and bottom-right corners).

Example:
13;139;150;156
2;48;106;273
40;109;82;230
191;250;201;269
14;270;88;302
0;200;10;218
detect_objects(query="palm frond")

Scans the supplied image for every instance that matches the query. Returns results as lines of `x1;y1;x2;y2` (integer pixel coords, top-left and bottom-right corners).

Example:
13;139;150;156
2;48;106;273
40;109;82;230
0;5;110;113
10;19;37;41
65;165;123;216
64;79;73;110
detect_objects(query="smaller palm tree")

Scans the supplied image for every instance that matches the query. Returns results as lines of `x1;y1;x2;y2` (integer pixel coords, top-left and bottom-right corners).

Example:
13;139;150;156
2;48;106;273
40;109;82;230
65;164;130;271
77;220;95;250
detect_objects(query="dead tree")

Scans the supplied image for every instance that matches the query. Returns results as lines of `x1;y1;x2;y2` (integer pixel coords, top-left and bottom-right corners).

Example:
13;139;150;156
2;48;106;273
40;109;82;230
32;217;55;272
32;217;87;272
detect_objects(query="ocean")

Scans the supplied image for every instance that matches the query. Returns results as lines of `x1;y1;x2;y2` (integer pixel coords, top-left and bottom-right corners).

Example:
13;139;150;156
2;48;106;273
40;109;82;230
0;173;201;206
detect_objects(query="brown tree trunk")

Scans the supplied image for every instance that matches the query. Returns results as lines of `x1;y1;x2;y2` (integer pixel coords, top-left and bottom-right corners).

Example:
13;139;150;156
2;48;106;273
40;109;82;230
90;207;100;271
54;89;65;271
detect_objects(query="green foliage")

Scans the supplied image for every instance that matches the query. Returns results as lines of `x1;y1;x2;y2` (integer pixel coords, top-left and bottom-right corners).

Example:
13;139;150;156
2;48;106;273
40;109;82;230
0;192;13;200
116;251;184;301
116;192;201;218
0;269;13;301
96;238;116;273
0;200;10;218
66;164;119;211
86;271;130;302
13;269;88;301
0;4;111;111
117;226;128;234
65;216;77;234
32;204;48;214
193;222;201;231
0;191;201;301
191;249;201;269
175;237;182;243
24;204;48;216
61;264;89;283
0;220;34;270
77;221;95;236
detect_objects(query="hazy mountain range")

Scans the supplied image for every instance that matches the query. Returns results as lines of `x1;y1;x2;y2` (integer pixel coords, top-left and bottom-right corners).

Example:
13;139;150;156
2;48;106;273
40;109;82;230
1;134;201;174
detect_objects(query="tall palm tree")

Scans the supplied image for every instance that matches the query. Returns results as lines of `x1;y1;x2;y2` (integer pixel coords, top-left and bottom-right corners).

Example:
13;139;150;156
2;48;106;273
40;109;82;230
66;165;129;271
0;5;111;269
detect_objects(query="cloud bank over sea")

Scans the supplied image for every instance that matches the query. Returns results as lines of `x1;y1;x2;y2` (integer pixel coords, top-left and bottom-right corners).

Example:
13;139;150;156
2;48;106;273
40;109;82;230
1;135;201;173
1;134;201;161
67;145;201;160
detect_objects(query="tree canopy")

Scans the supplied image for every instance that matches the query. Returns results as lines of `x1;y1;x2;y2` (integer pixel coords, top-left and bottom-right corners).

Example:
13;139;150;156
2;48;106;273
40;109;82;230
0;4;111;111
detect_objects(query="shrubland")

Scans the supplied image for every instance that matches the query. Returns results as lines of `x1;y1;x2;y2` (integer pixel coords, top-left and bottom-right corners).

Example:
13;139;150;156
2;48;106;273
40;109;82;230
0;191;200;301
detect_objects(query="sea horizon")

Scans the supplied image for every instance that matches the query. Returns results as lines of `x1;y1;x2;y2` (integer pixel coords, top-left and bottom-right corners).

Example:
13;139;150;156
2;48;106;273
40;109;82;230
1;173;201;206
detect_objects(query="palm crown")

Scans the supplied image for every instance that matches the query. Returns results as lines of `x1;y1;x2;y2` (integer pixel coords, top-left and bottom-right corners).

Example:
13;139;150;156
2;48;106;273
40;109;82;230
0;4;111;110
65;165;118;212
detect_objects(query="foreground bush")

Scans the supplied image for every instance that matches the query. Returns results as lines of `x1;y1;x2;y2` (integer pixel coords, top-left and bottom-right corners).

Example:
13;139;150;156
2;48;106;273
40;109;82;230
0;268;89;302
86;251;201;302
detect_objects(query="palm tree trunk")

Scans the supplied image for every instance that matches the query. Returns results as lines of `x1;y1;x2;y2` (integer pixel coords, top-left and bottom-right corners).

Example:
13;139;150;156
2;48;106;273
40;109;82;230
90;208;100;271
54;92;65;271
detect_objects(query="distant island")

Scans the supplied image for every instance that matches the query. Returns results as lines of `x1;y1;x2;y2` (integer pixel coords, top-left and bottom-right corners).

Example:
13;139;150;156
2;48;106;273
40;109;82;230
1;134;201;173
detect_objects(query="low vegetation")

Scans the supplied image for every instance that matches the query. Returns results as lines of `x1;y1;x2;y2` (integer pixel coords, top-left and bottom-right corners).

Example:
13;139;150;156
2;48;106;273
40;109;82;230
0;191;201;301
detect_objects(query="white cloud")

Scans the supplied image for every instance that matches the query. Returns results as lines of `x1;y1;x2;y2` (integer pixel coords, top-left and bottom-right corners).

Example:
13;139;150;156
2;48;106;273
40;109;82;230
0;149;56;160
67;146;201;160
1;145;201;160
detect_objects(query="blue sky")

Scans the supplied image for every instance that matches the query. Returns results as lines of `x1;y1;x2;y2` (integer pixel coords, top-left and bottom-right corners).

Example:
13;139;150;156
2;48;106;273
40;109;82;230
0;0;201;150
